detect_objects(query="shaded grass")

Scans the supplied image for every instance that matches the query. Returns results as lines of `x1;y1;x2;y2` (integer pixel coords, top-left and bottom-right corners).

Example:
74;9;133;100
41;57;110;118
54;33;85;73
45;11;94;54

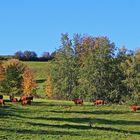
0;97;140;140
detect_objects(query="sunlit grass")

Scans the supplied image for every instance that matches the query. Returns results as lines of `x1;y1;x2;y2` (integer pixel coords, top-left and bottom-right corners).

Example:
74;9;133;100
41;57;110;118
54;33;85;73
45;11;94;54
0;96;140;140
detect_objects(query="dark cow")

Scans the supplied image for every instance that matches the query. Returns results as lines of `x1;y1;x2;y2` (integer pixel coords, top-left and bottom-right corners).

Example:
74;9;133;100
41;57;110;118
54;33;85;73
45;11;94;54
0;99;5;106
130;105;140;112
9;95;18;102
26;96;33;101
93;99;105;105
0;95;3;99
72;99;83;105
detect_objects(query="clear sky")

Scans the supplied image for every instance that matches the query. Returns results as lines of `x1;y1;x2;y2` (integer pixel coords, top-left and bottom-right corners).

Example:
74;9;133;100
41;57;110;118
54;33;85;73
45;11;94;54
0;0;140;56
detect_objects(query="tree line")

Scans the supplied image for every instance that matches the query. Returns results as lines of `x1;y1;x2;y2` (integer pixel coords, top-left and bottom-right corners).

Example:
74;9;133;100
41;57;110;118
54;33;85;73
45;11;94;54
0;33;140;104
0;51;56;61
45;33;140;104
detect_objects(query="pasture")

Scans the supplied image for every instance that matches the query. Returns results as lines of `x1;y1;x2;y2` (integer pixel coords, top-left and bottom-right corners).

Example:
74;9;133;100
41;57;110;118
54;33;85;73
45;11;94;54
24;61;48;98
0;96;140;140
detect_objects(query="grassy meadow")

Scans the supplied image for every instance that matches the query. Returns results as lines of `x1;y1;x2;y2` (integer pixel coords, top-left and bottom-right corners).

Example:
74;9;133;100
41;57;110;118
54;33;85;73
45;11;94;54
24;61;48;98
0;96;140;140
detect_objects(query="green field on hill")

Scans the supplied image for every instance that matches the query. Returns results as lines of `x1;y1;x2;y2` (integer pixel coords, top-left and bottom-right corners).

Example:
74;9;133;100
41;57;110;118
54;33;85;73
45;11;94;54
0;96;140;140
24;61;48;98
24;61;47;80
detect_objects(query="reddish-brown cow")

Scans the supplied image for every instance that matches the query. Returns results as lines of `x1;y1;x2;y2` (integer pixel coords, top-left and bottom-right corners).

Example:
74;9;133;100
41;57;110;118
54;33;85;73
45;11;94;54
19;95;33;106
72;99;83;105
130;105;140;112
94;99;105;105
9;96;18;102
0;99;5;106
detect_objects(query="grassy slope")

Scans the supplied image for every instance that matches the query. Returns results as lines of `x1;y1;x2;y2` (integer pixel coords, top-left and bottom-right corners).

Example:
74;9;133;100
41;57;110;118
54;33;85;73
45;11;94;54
24;61;47;80
24;61;48;97
0;96;140;140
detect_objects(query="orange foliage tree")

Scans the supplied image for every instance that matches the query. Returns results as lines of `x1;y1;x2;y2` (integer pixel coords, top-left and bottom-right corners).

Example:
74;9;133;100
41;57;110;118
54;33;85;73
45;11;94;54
22;67;37;96
45;75;53;98
0;61;5;82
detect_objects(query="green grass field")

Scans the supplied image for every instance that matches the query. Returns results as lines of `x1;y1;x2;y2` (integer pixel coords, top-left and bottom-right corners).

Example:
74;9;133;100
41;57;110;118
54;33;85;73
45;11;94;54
0;96;140;140
24;61;47;80
24;61;48;98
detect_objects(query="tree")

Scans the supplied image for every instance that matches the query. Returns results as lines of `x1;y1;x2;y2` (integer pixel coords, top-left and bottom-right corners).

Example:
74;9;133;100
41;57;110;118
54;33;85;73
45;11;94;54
23;51;37;61
14;51;24;60
2;59;26;96
0;61;5;93
42;52;50;59
0;61;5;82
120;49;140;104
47;33;77;100
22;67;37;96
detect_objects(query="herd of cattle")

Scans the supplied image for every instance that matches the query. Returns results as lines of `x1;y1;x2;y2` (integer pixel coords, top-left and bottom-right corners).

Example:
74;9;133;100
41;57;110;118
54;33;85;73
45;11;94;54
0;96;140;112
0;95;33;106
72;99;140;112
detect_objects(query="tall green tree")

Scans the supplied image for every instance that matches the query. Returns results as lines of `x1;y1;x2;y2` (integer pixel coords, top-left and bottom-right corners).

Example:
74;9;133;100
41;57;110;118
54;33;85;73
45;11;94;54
49;33;77;100
3;59;26;96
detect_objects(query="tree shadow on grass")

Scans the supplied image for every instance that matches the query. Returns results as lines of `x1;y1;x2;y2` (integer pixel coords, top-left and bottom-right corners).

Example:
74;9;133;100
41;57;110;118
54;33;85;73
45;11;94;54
0;128;80;136
94;126;140;135
49;110;130;115
32;101;74;107
28;122;91;130
27;122;140;135
0;105;32;119
34;116;140;126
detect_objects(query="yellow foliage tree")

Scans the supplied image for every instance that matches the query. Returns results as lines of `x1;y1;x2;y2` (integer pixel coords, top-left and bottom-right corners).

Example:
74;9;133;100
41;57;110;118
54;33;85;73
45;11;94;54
0;62;5;81
22;67;37;96
46;75;53;98
45;62;53;98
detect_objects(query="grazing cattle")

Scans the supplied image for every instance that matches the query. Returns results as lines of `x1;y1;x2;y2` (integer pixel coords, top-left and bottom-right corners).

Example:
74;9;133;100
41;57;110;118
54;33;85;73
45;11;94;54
19;95;27;102
21;99;31;106
94;99;105;105
19;95;33;106
0;95;3;99
9;96;18;102
0;99;5;106
130;105;140;112
26;96;33;101
72;99;83;105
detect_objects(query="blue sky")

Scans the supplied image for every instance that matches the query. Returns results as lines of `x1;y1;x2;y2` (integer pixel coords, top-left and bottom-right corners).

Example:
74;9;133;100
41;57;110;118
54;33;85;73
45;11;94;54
0;0;140;56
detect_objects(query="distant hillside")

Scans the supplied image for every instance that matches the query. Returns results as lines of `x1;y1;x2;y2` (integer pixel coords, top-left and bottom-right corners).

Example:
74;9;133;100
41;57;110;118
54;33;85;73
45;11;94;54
24;61;48;98
24;61;47;80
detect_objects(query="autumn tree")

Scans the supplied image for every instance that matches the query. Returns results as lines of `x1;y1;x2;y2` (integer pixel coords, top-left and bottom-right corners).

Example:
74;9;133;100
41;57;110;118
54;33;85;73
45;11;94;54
0;61;5;82
0;61;5;93
22;67;37;96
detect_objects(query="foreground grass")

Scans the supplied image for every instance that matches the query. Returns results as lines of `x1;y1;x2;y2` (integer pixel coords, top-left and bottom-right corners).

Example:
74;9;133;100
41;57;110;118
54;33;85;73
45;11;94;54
0;97;140;140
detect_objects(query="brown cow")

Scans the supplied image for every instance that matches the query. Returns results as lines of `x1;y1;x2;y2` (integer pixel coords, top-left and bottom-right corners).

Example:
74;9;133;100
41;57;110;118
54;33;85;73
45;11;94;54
21;100;31;106
19;95;33;106
9;96;18;102
19;95;27;102
130;105;140;112
0;99;5;106
72;99;83;105
94;99;105;105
